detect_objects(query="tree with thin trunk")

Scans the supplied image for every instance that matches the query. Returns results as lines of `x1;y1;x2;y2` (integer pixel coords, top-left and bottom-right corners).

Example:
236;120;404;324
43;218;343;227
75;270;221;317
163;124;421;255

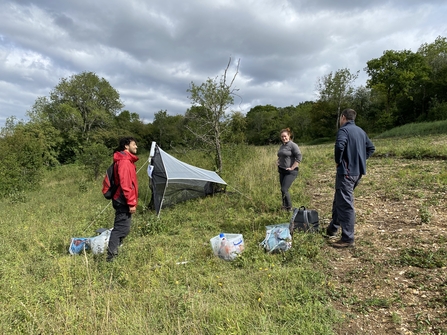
316;68;359;130
186;58;240;174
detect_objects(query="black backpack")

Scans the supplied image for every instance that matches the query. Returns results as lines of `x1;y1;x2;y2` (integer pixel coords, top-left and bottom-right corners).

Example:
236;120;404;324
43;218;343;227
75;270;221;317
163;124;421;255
289;206;320;234
102;163;118;200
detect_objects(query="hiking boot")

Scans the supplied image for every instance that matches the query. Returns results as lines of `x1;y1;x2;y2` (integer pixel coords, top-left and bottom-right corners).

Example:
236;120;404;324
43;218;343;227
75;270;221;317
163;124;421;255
106;252;118;262
325;228;337;239
330;239;355;248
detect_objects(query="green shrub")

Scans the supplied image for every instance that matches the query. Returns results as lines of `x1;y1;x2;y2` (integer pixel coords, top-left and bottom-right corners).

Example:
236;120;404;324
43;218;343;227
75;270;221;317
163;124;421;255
0;129;44;197
79;142;111;180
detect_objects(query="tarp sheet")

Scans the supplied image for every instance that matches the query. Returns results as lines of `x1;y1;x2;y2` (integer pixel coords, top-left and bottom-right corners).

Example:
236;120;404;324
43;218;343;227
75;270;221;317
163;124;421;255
148;143;226;216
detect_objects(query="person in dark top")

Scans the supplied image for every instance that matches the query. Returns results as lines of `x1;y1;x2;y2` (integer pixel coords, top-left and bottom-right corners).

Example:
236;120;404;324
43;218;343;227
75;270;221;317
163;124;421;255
327;109;375;248
277;128;302;211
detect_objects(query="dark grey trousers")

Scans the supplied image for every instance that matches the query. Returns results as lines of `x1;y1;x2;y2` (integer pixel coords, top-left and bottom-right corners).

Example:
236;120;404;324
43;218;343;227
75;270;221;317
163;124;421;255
107;202;132;259
327;174;361;243
279;168;298;209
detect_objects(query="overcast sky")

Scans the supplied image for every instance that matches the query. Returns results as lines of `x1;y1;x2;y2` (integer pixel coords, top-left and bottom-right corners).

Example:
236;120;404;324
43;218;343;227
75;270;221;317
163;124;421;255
1;0;446;127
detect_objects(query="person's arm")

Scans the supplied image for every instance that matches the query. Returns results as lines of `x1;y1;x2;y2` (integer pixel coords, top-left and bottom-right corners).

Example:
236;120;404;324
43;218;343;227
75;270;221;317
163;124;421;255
277;147;283;167
366;136;375;159
288;161;300;170
334;128;348;166
287;143;302;170
118;160;138;208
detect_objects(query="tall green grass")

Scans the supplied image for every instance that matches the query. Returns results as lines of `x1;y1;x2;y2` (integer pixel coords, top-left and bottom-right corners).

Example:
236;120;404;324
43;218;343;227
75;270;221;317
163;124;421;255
373;134;447;159
0;145;339;335
2;129;446;334
377;119;447;138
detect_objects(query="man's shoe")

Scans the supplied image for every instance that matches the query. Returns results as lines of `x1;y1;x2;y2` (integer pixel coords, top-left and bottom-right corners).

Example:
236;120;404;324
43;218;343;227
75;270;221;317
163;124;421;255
325;228;337;239
331;239;355;248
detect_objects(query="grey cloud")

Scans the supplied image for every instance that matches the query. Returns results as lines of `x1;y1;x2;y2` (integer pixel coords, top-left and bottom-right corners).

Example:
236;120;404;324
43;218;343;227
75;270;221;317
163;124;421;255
0;0;446;126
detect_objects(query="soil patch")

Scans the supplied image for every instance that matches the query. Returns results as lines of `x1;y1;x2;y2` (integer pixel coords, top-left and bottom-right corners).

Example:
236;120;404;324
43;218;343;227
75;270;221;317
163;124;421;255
310;158;447;334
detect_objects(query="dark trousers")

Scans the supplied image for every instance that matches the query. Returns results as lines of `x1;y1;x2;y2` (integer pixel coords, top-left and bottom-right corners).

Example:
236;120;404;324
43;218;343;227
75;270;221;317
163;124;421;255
107;202;132;259
279;168;298;209
327;174;361;243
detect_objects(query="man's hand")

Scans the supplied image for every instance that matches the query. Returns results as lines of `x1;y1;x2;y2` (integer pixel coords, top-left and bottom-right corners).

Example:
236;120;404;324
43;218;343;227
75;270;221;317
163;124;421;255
129;206;137;214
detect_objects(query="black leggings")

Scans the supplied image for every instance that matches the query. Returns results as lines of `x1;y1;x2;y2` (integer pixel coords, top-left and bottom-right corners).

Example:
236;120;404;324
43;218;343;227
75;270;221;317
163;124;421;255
279;168;298;208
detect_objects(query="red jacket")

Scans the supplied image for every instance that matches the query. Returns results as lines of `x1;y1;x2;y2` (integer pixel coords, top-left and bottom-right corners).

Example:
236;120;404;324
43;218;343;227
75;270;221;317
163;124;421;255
113;151;139;207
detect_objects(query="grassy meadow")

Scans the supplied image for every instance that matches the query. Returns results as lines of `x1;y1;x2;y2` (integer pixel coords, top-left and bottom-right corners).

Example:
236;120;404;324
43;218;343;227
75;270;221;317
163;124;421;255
1;126;447;334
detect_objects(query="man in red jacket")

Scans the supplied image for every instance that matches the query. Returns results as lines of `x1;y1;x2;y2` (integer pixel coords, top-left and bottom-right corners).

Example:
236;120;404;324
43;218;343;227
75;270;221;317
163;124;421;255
107;137;139;262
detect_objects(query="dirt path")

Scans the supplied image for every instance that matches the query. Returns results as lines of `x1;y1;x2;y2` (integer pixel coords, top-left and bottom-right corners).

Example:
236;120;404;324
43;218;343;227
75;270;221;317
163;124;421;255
310;158;447;334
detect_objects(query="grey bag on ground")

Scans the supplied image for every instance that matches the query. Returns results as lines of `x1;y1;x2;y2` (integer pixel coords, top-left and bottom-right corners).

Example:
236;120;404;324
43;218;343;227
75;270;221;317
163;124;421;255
289;206;319;234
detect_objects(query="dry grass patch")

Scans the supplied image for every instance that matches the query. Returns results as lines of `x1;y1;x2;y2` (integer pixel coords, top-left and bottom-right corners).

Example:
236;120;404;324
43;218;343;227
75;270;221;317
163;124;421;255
306;153;447;334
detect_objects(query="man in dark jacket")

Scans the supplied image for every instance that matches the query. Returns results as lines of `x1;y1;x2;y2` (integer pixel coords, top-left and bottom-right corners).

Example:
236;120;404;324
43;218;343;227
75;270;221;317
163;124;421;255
327;109;375;248
107;137;139;261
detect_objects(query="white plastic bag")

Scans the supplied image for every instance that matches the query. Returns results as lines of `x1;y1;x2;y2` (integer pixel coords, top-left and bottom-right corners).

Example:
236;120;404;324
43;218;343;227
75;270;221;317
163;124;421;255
88;229;112;254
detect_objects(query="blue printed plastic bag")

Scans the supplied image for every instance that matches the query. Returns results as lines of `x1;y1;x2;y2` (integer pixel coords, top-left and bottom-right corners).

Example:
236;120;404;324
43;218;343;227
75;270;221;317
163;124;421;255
69;238;90;255
259;223;292;253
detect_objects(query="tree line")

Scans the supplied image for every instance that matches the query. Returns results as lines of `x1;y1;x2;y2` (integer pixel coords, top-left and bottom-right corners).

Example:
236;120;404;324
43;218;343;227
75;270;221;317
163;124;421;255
1;36;446;197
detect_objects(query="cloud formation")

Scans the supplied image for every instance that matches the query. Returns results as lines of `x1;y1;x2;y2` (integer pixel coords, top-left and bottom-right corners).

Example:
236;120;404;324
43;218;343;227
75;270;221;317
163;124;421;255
1;0;446;126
